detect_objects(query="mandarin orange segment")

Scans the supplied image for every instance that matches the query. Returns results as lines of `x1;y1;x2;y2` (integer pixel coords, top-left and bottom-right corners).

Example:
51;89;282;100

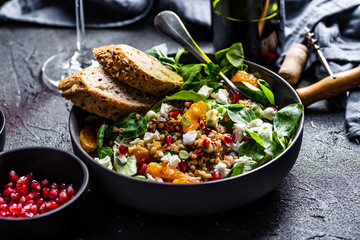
129;145;153;162
182;101;207;133
230;70;259;88
79;125;98;153
145;162;196;183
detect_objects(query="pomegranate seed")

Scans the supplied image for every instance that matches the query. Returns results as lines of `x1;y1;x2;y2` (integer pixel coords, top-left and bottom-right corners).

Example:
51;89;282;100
118;145;128;155
18;196;26;205
184;101;193;108
48;189;59;199
179;160;188;172
0;203;8;211
17;176;30;186
0;197;5;205
223;133;234;145
168;109;181;118
3;187;15;196
4;182;14;190
25;193;35;201
137;163;147;175
212;171;221;180
46;200;59;210
29;204;38;214
23;212;34;218
60;183;66;189
51;182;59;189
25;173;33;182
66;185;76;196
136;158;146;169
30;180;41;191
39;202;47;213
41;179;49;188
200;138;211;147
205;127;213;135
8;203;23;215
42;188;50;199
16;184;29;195
24;200;35;206
9;170;19;183
162;143;169;149
244;136;251;141
165;135;173;145
231;92;241;103
35;197;44;207
59;190;69;204
31;190;40;198
10;192;21;201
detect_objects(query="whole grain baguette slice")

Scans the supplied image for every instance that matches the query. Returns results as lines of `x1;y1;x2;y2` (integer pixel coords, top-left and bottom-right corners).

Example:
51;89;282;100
57;66;159;120
93;44;183;97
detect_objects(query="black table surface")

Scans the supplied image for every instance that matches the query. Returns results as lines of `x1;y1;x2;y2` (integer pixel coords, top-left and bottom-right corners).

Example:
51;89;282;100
0;18;359;240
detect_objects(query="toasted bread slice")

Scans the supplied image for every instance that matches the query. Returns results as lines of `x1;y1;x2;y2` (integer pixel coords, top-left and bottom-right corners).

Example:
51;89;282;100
57;66;158;120
93;44;183;97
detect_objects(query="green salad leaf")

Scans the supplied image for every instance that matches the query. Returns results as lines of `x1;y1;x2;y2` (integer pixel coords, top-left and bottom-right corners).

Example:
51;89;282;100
227;159;257;177
245;123;273;148
233;81;267;105
274;103;303;139
258;79;276;105
238;140;266;163
114;113;147;138
151;90;208;111
227;104;256;124
114;153;137;176
97;146;113;159
96;124;111;148
145;44;185;72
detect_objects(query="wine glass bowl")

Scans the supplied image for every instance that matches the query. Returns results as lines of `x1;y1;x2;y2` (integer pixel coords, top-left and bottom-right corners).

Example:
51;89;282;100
41;0;98;91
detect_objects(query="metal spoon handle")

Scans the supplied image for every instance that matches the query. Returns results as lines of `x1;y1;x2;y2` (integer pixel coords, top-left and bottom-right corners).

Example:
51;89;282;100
154;10;240;94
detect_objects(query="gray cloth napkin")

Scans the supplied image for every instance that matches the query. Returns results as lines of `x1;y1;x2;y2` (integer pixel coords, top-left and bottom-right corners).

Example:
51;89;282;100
277;0;360;143
0;0;154;28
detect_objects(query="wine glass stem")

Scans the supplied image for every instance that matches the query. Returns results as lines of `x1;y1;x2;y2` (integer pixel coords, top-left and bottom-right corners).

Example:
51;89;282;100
75;0;86;55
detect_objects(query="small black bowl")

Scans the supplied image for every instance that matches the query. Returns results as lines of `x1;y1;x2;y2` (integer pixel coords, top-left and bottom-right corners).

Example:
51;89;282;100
0;109;5;151
68;57;304;216
0;147;89;239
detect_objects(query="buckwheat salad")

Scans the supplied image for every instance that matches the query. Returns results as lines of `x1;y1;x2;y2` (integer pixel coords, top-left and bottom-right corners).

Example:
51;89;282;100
79;43;303;184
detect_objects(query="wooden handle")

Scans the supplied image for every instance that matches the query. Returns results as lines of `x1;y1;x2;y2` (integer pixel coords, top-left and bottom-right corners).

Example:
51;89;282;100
296;66;360;107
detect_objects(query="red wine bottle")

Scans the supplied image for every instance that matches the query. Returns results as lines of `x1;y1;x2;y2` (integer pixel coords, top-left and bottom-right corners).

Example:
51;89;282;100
211;0;281;68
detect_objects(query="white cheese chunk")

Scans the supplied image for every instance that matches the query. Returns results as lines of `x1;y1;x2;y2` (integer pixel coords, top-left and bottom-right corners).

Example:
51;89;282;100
117;154;128;164
214;162;230;178
182;130;198;145
197;85;213;98
233;122;246;143
247;119;263;128
143;130;160;144
95;155;111;166
147;174;164;183
261;107;277;121
161;154;181;168
213;89;230;105
157;103;171;122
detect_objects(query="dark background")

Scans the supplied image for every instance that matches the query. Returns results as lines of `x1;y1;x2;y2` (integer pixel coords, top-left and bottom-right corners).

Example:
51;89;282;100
0;0;359;239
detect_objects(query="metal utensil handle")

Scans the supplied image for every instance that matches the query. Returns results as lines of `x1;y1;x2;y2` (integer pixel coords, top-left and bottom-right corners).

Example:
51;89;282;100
154;10;240;94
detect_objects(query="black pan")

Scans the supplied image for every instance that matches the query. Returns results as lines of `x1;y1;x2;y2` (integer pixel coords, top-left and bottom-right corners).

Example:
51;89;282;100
68;54;304;216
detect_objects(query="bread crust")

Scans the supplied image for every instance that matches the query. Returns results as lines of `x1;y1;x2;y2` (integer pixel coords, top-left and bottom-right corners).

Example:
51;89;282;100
58;67;158;120
93;44;183;97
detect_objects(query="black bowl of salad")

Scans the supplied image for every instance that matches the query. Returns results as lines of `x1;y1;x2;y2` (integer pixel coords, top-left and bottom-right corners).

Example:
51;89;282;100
69;43;304;215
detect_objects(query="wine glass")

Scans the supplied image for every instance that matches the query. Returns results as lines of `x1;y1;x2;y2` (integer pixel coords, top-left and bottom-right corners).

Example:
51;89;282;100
42;0;98;91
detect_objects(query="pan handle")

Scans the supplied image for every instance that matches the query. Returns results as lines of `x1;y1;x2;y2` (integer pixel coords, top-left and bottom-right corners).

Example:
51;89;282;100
296;66;360;107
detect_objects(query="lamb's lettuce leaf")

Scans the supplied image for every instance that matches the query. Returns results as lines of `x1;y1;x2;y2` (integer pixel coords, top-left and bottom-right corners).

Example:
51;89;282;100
114;113;147;138
274;103;303;139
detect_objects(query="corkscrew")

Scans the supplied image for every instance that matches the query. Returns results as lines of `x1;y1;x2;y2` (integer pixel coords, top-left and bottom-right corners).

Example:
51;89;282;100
304;27;335;79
